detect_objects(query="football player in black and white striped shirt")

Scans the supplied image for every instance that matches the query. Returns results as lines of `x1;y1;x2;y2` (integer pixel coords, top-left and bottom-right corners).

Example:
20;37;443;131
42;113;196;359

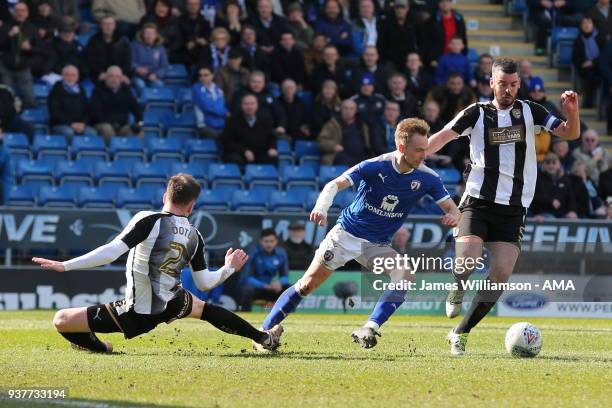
427;58;580;355
33;174;283;353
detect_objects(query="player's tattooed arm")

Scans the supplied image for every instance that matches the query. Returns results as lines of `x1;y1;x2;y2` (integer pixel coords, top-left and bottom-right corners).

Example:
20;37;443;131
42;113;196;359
552;91;580;141
310;176;351;226
437;198;461;227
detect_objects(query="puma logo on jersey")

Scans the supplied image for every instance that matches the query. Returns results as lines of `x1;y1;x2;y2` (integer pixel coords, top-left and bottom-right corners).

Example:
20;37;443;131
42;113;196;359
378;173;387;183
93;308;102;320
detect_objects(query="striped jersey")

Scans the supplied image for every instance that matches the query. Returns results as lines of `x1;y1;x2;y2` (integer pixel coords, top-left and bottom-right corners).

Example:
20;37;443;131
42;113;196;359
445;100;562;208
116;211;207;314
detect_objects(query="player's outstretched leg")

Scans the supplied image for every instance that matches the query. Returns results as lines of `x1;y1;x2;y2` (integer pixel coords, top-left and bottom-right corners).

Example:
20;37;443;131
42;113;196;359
53;307;114;353
446;237;483;318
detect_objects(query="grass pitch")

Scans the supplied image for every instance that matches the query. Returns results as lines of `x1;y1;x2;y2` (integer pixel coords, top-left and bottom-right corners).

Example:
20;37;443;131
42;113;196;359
0;311;610;407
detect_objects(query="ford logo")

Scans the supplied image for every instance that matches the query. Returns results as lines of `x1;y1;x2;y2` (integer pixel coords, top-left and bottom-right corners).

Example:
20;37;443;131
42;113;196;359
504;293;547;310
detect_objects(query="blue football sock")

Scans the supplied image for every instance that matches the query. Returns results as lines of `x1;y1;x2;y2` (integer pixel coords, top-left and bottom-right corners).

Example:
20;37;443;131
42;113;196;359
367;289;406;328
262;284;304;330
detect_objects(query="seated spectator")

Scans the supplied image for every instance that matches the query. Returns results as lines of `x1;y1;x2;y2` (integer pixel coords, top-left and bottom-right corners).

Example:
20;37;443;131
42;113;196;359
231;70;286;132
551;138;575;172
311;79;342;135
391;227;411;255
309;44;352;97
586;0;611;40
352;46;393;95
0;2;37;108
569;160;605;218
283;221;314;270
85;16;131;83
318;99;371;166
214;47;249;105
424;0;468;70
139;0;183;63
475;74;493;102
352;0;379;54
518;59;535;100
249;0;289;54
52;19;87;79
130;23;168;92
278;79;309;141
403;52;432;104
215;0;245;46
193;66;227;139
239;229;290;312
92;0;146;38
531;152;577;219
376;100;401;154
179;0;212;67
350;73;385;127
48;65;96;141
572;128;611;183
423;100;444;134
377;0;420;69
573;16;606;108
0;84;35;142
426;72;476;123
286;2;314;52
528;0;572;56
315;0;353;55
238;25;270;73
222;94;278;165
474;53;494;82
197;27;232;72
90;66;143;142
303;33;327;76
434;36;474;86
270;31;306;86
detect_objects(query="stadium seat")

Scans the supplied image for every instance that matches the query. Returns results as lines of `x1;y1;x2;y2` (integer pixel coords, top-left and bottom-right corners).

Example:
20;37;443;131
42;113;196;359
196;185;239;210
34;83;51;104
54;160;94;187
319;165;349;188
435;168;461;184
72;135;108;161
147;136;184;163
6;184;36;207
186;138;218;162
231;189;268;211
109;136;147;163
33;134;69;163
244;164;279;188
208;163;244;188
171;162;208;184
143;109;170;136
549;27;579;67
294;140;321;166
166;64;189;86
269;190;304;212
77;185;116;208
81;79;95;98
38;185;78;207
297;90;313;113
20;108;49;133
16;160;54;186
141;86;175;110
3;133;32;161
286;185;316;202
281;164;318;189
95;161;132;189
165;110;197;139
132;162;170;187
175;87;193;111
276;139;293;166
116;187;156;209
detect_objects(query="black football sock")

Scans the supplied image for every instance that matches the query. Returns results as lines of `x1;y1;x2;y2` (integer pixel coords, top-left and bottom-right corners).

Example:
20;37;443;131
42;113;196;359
455;285;504;334
201;303;269;344
59;332;109;352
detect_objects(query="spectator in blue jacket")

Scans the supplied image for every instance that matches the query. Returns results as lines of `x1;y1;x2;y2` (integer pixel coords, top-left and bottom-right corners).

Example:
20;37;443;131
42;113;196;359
239;229;290;311
433;35;474;86
193;66;227;139
130;22;168;92
315;0;353;55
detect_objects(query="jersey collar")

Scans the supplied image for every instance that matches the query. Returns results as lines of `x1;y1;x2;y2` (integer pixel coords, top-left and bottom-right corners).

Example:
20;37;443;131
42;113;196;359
391;155;415;175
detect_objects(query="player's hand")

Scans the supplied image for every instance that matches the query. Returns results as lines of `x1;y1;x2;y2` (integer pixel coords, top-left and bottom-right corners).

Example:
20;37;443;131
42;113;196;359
560;91;578;114
267;280;282;293
225;248;248;271
310;209;328;226
440;212;459;227
32;257;65;272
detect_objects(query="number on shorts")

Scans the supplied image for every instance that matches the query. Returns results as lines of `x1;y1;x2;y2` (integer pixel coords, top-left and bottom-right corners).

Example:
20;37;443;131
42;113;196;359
159;242;186;275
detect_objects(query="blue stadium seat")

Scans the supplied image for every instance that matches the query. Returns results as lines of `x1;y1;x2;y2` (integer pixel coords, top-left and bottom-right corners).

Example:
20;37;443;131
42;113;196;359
34;83;51;103
208;163;244;188
286;185;316;202
231;189;268;212
72;135;108;161
76;30;95;46
116;187;156;209
175;87;193;111
467;47;479;65
3;133;31;161
147;136;184;163
269;190;304;212
141;86;175;110
244;164;279;188
196;185;239;210
166;64;189;86
281;164;318;189
297;91;313;113
142;110;170;136
54;160;94;187
165;110;197;139
77;185;116;208
435;168;461;184
549;27;579;67
20;108;49;133
171;162;208;184
556;42;574;67
16;160;54;186
294;140;321;166
509;0;527;14
81;79;95;98
6;184;36;207
95;161;132;189
319;165;349;188
33;134;69;162
109;136;147;163
186;138;218;162
276;139;293;166
132;162;170;187
38;185;78;207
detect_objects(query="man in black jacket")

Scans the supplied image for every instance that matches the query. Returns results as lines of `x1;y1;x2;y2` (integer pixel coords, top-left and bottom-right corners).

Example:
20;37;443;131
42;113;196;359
85;16;131;83
231;70;286;132
376;0;420;69
52;19;87;77
531;152;578;219
270;31;306;87
283;221;314;271
0;84;35;142
90;66;142;143
249;0;289;53
48;65;97;141
178;0;211;67
239;25;270;74
278;78;309;141
222;94;278;165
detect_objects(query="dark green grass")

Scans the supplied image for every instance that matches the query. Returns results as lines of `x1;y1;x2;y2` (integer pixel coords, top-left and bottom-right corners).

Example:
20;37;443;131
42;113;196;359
0;311;610;407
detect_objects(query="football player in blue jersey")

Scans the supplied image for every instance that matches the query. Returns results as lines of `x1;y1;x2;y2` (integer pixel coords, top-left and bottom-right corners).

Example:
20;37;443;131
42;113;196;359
255;118;461;350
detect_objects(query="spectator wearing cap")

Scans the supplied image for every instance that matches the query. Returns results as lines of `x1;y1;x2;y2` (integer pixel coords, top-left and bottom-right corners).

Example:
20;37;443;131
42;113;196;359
197;27;232;72
286;2;314;52
426;72;476;123
85;16;131;83
193;66;227;139
586;0;611;40
48;65;97;141
402;52;432;105
249;0;289;54
130;22;168;92
424;0;468;70
318;99;371;166
433;35;473;86
179;0;212;67
475;74;493;102
377;0;420;69
316;0;353;55
573;129;611;183
352;0;378;54
278;79;310;141
573;16;606;108
139;0;183;63
385;72;418;119
311;79;342;136
531;152;577;219
239;25;270;74
270;31;306;86
351;46;393;95
214;47;250;105
309;44;352;98
239;228;290;311
551;138;575;172
52;19;87;78
283;221;314;271
350;72;386;127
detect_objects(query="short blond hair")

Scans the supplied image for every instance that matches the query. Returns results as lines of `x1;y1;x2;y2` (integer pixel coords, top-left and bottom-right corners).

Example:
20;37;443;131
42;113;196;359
395;118;430;146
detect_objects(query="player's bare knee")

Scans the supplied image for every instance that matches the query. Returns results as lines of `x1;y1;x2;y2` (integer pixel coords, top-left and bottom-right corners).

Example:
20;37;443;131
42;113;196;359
53;310;69;331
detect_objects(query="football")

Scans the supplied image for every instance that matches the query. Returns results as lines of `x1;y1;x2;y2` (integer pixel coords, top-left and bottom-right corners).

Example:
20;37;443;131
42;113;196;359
505;322;543;358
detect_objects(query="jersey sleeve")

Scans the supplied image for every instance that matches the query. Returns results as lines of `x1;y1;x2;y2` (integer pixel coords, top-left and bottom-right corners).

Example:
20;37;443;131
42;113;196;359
190;229;208;272
342;159;377;186
429;176;451;204
116;212;161;249
526;100;562;132
444;103;480;136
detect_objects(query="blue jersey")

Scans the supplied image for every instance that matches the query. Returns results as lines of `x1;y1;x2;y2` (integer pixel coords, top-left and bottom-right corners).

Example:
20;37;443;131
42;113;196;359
338;153;450;244
242;245;289;289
